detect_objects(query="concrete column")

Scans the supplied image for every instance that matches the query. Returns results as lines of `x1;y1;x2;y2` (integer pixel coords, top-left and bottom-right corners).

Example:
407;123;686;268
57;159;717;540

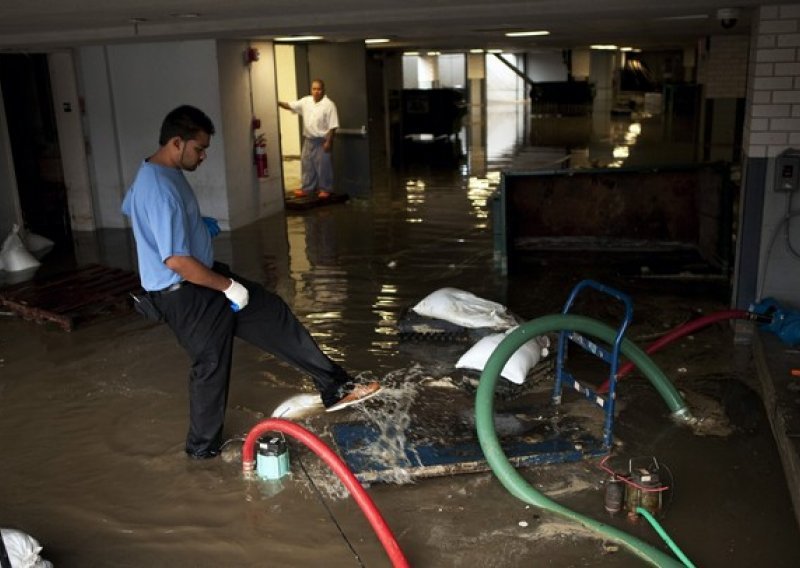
418;55;439;89
467;53;486;177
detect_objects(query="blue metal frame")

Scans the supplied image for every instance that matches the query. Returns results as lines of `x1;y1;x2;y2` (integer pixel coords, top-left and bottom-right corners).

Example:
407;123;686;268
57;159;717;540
552;279;634;448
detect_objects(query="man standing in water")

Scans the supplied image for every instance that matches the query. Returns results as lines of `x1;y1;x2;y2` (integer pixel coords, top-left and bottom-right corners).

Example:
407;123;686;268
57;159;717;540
122;105;379;459
279;79;339;199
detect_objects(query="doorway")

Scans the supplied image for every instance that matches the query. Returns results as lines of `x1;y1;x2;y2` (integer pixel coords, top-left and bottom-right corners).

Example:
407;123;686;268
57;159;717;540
0;54;71;249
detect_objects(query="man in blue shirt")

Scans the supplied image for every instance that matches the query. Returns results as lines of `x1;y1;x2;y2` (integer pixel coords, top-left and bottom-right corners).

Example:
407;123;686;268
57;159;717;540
122;105;379;459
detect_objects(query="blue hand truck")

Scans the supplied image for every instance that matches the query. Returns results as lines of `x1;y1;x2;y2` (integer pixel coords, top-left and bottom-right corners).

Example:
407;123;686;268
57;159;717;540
552;279;634;448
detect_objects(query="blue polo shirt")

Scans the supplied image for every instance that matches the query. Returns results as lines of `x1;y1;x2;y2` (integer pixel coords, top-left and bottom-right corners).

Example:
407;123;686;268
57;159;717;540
121;161;213;291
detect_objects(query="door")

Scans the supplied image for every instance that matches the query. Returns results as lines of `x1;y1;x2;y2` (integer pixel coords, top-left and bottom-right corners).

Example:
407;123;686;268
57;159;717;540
308;43;371;198
0;54;71;247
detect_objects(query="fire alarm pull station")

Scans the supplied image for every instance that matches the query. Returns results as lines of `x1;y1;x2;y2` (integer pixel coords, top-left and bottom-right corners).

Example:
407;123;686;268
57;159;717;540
775;148;800;192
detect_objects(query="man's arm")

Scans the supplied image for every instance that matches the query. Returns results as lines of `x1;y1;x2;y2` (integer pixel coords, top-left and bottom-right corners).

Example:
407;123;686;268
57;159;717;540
323;127;337;152
278;101;292;111
165;255;233;291
324;101;339;152
165;254;249;310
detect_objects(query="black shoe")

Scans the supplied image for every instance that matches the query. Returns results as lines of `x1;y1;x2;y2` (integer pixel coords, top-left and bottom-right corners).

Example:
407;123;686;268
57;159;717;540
187;448;220;460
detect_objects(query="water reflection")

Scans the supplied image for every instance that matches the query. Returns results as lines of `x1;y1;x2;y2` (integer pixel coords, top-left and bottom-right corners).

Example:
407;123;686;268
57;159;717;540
485;101;696;172
274;98;704;369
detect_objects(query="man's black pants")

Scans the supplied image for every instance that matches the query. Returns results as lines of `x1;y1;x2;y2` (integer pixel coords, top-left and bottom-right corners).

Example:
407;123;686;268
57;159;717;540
152;267;351;455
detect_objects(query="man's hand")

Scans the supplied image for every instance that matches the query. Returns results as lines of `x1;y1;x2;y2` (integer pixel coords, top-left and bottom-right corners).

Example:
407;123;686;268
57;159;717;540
202;216;220;238
223;279;249;311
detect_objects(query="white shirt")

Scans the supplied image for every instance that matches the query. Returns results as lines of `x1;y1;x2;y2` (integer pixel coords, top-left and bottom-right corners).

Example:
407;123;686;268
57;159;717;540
289;95;339;139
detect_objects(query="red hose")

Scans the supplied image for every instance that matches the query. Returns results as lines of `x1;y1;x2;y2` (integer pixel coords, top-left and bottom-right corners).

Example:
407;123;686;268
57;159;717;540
242;418;410;568
597;309;752;394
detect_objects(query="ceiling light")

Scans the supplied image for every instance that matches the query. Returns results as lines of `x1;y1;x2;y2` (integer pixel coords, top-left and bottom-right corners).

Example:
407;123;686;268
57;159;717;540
427;51;441;56
365;38;390;44
487;49;503;54
505;30;550;37
620;47;641;52
274;35;323;42
470;49;484;54
590;44;619;50
403;51;419;56
170;13;201;19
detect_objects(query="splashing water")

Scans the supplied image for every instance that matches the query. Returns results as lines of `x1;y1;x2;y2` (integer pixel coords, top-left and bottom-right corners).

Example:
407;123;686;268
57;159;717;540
296;366;433;497
349;367;429;485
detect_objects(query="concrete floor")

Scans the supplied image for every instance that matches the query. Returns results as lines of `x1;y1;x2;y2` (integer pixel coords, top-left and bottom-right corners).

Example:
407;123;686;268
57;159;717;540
2;108;800;566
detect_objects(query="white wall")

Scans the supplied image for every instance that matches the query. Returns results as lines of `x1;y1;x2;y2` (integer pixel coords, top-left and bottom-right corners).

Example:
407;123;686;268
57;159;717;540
746;4;800;304
275;44;301;192
249;41;284;216
438;54;466;88
78;46;126;230
486;54;523;102
402;55;419;88
217;40;258;228
49;51;95;230
79;40;228;229
216;40;284;221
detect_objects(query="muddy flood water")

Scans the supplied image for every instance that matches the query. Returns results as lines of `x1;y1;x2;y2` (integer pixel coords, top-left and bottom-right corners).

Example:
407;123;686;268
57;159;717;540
2;111;800;567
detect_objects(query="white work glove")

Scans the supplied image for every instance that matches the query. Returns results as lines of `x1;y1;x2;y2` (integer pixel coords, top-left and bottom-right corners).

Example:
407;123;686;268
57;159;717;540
223;279;249;312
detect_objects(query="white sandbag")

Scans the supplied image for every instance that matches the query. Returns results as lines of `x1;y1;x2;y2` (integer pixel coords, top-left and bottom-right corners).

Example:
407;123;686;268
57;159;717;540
0;225;41;272
1;247;41;272
21;230;54;258
0;528;54;568
411;287;518;330
456;328;550;384
271;393;325;419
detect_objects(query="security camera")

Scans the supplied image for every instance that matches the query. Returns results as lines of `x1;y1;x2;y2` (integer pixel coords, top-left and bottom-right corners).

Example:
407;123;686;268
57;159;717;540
717;8;740;29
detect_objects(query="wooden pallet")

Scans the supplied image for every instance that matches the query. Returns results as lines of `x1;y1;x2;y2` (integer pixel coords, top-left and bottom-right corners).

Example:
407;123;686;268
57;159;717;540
0;264;141;331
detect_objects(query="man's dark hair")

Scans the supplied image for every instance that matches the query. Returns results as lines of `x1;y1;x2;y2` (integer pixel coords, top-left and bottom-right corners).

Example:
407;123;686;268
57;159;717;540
158;105;215;146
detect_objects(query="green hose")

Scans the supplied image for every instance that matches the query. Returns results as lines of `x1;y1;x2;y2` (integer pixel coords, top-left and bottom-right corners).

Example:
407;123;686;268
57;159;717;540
636;508;697;568
476;314;690;567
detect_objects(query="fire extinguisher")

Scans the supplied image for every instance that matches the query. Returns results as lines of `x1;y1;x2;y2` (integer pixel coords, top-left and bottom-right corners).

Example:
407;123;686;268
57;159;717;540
254;132;268;178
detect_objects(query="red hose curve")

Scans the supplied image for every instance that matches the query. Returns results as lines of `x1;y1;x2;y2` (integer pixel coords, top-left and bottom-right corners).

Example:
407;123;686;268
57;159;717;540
242;418;410;568
598;309;751;394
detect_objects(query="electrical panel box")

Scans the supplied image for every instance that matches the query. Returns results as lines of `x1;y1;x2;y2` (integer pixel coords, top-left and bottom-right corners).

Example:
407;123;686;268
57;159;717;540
775;148;800;192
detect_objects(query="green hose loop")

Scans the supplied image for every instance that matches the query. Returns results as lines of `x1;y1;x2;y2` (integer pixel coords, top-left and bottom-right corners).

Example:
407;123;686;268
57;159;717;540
476;314;689;567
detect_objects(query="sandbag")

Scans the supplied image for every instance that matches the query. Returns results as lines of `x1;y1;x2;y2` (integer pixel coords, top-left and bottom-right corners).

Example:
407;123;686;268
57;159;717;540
0;225;41;272
0;528;53;568
270;393;324;419
411;287;519;330
456;328;550;384
21;229;54;259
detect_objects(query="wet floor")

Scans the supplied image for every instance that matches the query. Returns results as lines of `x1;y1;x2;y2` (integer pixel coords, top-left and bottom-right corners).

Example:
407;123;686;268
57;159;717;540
1;107;799;567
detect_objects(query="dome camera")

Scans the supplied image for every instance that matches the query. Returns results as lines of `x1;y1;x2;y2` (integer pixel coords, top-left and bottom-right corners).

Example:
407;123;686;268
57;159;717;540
717;7;740;29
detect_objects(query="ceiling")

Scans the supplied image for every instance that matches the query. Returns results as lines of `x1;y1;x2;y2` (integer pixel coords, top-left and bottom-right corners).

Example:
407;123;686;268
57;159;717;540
0;1;774;53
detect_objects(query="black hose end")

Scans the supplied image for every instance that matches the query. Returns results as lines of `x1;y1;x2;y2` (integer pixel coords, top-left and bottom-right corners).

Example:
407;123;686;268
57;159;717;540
747;312;774;324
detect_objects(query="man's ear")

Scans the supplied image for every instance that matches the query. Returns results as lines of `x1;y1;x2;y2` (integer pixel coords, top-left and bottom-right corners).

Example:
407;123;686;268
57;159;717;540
169;136;183;150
